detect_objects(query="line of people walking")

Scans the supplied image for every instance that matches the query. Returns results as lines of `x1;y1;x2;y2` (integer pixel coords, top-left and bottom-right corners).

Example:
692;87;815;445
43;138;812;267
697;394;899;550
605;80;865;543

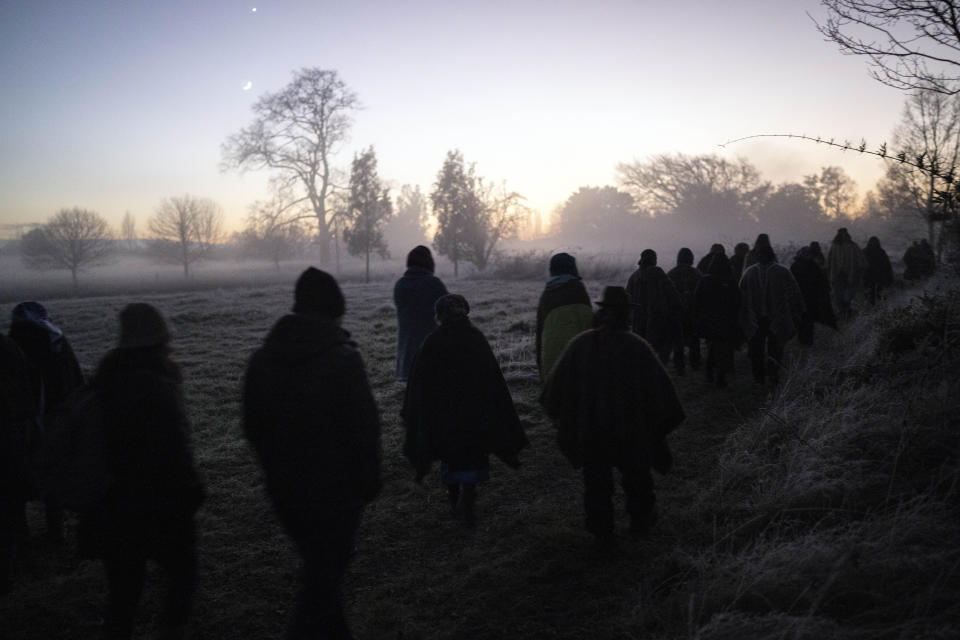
0;232;924;638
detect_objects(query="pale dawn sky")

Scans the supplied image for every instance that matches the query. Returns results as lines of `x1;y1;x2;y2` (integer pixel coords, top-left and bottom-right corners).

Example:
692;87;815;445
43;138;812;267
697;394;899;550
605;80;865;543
0;0;907;233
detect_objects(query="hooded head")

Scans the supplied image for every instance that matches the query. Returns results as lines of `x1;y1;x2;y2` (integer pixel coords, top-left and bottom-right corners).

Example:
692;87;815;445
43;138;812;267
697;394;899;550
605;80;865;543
706;252;732;276
753;233;771;250
867;236;881;250
833;228;851;244
755;244;777;265
734;242;750;257
594;286;634;330
639;249;657;267
548;252;579;277
406;245;435;272
118;303;170;349
293;267;346;319
677;247;694;266
10;301;64;346
434;293;470;324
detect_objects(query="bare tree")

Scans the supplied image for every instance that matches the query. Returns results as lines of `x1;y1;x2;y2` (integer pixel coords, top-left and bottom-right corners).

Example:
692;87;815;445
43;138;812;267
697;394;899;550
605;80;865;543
148;195;224;277
21;207;114;291
120;210;137;252
343;147;392;283
804;166;859;219
470;179;527;271
237;189;312;269
815;1;960;95
221;68;360;265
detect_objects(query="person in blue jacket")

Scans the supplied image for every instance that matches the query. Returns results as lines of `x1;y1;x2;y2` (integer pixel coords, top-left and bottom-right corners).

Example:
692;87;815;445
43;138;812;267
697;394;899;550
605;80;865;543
393;246;448;381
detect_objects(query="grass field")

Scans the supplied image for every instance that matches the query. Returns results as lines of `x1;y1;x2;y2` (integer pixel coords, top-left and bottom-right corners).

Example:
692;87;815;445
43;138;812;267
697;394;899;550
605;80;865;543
2;270;958;639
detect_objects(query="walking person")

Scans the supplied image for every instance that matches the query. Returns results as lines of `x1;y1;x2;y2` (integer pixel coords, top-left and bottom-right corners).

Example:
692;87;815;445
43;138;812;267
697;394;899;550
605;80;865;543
625;249;682;364
667;248;702;374
402;294;528;527
83;303;205;639
540;287;684;546
862;236;894;305
826;227;867;320
693;253;741;388
535;252;592;381
243;267;382;639
790;247;836;346
394;245;448;382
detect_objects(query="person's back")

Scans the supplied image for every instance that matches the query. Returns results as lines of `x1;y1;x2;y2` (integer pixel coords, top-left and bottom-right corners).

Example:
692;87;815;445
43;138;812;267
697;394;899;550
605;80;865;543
536;253;592;380
863;236;894;303
394;246;448;381
626;250;681;361
9;302;84;412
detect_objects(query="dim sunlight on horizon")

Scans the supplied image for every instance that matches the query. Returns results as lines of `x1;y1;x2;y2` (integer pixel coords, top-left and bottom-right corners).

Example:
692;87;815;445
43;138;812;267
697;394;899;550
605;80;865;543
0;0;907;234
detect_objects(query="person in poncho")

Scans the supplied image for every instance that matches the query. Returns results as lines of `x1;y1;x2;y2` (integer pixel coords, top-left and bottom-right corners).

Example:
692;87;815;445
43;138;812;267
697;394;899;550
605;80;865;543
625;249;683;364
535;252;592;381
739;245;806;385
540;287;685;544
402;294;528;527
667;247;702;374
393;245;448;381
826;227;867;319
862;236;894;305
790;247;836;346
693;253;741;388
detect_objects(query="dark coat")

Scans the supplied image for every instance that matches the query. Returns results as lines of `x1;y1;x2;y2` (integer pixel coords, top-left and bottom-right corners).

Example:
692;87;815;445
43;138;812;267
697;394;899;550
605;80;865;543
863;242;894;290
739;262;806;343
791;254;837;329
243;314;382;509
9;322;83;414
536;276;592;379
81;348;205;556
694;274;742;342
1;335;41;502
394;267;448;380
539;328;684;469
668;264;702;333
401;317;527;478
626;265;682;350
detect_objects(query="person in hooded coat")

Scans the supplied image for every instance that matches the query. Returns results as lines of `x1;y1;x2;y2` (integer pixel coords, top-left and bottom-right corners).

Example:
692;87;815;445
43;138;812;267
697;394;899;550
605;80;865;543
83;303;205;640
808;241;827;271
730;242;750;283
862;236;895;305
244;268;382;640
667;248;702;374
918;239;937;276
540;286;684;543
739;245;806;385
625;249;683;364
402;294;527;527
697;244;726;274
393;246;448;381
790;247;836;346
744;233;779;271
535;253;592;381
0;335;40;595
826;227;867;319
693;253;741;388
8;301;84;542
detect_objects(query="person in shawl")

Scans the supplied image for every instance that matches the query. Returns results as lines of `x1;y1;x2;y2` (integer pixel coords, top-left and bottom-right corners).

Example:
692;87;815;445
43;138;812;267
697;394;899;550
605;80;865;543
85;303;205;640
739;245;806;385
244;268;382;639
402;294;528;527
667;248;702;374
790;247;836;346
826;227;867;319
862;236;895;305
535;253;592;381
540;286;684;544
8;301;84;542
393;245;448;381
730;242;750;283
693;253;741;388
744;233;779;271
697;243;726;273
625;249;683;364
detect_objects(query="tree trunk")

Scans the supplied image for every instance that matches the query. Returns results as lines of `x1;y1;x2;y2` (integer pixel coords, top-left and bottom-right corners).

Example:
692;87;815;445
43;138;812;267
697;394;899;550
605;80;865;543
365;250;370;284
317;221;332;265
71;267;78;293
454;258;459;278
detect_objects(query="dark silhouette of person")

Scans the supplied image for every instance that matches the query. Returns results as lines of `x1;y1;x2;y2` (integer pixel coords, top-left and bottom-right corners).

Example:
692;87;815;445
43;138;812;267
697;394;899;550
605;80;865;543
790;247;837;346
626;249;683;364
862;236;895;305
808;241;827;271
393;246;448;381
730;242;750;283
535;253;592;381
744;233;779;271
0;334;40;595
540;286;684;545
827;227;867;319
243;268;381;639
739;245;805;385
82;303;205;639
8;301;84;543
697;243;726;273
668;248;702;374
918;239;937;277
693;253;741;388
402;294;527;527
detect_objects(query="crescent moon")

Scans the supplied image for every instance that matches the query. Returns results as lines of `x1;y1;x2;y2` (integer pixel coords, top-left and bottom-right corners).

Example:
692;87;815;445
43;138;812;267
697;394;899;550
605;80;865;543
243;81;253;91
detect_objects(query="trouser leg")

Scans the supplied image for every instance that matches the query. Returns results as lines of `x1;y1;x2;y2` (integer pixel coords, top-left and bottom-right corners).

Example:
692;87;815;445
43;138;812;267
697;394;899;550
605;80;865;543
582;458;615;538
154;516;197;636
102;552;147;640
616;455;655;531
748;329;766;383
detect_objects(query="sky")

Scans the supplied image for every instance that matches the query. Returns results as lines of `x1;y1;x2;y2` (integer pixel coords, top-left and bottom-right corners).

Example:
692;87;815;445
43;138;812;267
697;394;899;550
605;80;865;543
0;0;909;234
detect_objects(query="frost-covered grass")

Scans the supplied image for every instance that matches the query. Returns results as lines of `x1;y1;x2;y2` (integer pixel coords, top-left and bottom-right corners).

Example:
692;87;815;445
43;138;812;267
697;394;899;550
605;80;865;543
2;273;958;639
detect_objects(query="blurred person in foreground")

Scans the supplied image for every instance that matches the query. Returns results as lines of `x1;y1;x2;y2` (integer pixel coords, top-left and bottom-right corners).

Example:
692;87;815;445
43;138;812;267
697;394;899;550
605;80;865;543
243;267;381;639
8;301;84;542
83;303;205;639
393;245;448;382
535;252;592;381
739;245;805;385
402;294;528;527
540;286;684;546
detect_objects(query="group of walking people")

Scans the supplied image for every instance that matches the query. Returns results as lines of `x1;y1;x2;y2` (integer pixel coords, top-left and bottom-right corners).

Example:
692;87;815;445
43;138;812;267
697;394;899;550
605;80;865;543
0;230;920;638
